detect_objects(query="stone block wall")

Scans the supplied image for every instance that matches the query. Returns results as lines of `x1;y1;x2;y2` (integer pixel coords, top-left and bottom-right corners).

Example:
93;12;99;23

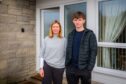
0;0;36;83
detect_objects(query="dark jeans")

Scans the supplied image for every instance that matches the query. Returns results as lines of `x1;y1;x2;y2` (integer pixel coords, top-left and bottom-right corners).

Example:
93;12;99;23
42;61;64;84
66;66;91;84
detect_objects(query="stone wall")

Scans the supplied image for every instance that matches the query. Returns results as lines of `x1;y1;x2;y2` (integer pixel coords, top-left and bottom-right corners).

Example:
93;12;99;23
0;0;36;83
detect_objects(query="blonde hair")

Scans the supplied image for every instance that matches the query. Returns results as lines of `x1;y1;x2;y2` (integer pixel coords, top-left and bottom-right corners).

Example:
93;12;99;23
49;20;63;38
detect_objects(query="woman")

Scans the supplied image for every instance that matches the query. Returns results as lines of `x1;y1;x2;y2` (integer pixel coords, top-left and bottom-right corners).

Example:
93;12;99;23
39;20;66;84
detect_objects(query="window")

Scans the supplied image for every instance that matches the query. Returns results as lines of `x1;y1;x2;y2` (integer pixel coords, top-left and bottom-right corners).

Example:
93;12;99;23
98;47;126;70
98;0;126;71
64;2;86;36
41;8;59;37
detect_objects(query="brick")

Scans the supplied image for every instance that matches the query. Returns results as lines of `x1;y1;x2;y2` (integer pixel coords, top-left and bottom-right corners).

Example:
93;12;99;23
16;0;26;7
8;5;22;10
30;1;36;5
22;8;34;15
0;23;8;32
8;0;24;8
0;60;7;70
0;23;20;32
0;4;8;14
28;48;36;55
17;15;30;22
21;41;34;48
0;32;16;40
30;5;36;10
7;23;21;32
0;14;8;23
30;20;35;25
7;42;19;50
1;0;9;5
0;49;16;59
8;8;22;16
24;0;30;7
7;58;24;72
16;32;34;41
16;48;28;57
0;42;8;51
0;14;17;23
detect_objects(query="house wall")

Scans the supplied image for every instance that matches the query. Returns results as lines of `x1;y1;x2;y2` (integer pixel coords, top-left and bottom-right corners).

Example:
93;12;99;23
0;0;36;83
36;0;126;84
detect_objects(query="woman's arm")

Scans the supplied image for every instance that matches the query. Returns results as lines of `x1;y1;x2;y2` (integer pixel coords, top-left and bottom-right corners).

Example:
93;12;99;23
39;37;47;77
39;37;47;69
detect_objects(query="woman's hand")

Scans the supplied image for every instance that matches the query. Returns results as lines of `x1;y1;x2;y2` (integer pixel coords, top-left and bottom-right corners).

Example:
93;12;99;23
39;68;44;77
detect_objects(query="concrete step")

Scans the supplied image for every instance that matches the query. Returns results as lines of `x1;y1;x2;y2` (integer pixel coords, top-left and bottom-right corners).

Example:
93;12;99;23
18;73;103;84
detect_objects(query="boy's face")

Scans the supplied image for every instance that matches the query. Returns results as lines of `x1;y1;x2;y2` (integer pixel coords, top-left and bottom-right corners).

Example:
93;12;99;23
72;18;85;28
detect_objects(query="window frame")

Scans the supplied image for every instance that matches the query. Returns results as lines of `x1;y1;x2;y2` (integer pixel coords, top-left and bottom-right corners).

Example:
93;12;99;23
94;0;126;78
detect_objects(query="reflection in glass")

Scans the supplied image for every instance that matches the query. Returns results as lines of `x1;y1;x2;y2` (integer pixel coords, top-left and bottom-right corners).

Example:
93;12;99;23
42;8;59;37
64;2;86;37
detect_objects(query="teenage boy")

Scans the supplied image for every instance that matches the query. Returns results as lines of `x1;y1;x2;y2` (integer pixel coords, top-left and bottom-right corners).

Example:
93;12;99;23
65;11;97;84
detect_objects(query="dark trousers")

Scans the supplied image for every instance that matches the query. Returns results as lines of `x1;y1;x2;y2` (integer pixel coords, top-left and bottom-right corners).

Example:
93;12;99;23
66;67;91;84
42;61;64;84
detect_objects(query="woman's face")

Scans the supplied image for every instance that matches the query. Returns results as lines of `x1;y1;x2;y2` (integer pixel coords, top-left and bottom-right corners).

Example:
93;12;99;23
52;23;60;35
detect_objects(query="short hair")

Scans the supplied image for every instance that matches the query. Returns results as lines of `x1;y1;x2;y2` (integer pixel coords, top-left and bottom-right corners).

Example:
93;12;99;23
72;11;86;20
49;20;63;38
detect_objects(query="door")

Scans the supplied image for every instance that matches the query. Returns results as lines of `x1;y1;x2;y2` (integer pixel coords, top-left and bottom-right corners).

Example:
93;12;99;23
39;8;60;69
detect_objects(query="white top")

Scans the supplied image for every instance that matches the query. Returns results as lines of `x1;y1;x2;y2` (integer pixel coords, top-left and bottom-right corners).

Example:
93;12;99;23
39;36;67;69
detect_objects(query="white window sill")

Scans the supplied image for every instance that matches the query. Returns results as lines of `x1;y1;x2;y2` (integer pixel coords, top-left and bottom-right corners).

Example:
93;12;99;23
93;67;126;79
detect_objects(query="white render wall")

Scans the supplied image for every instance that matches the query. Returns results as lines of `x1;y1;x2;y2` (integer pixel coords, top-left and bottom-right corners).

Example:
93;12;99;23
36;0;126;84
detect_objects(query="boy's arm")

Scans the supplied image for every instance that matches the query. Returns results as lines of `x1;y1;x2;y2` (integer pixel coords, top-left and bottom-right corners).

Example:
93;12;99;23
87;32;97;71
